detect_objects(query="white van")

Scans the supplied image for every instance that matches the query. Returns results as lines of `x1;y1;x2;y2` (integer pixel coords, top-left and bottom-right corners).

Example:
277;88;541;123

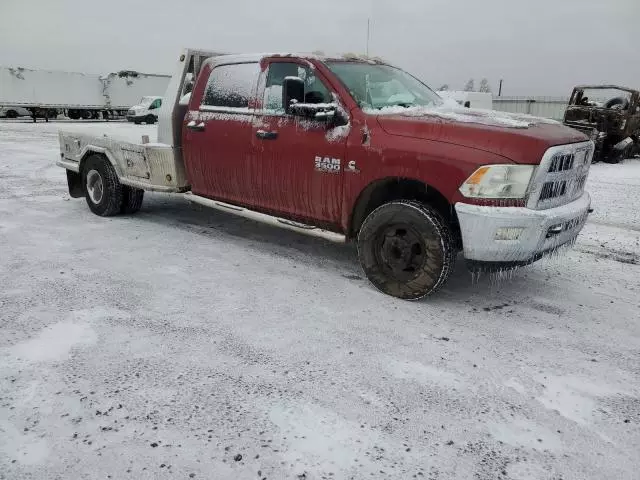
126;96;163;124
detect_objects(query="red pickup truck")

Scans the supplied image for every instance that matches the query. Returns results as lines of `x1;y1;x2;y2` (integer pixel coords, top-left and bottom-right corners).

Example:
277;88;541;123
57;49;594;299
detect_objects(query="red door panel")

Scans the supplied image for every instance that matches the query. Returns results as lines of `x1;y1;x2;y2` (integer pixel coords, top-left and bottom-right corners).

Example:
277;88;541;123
182;62;259;204
251;114;346;224
249;59;347;227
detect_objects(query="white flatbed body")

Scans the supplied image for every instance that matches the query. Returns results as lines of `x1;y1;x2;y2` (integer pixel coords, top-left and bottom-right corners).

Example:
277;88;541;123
57;131;188;193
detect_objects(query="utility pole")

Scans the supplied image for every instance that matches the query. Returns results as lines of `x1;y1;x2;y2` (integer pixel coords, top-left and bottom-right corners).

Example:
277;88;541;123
498;79;503;97
366;18;371;57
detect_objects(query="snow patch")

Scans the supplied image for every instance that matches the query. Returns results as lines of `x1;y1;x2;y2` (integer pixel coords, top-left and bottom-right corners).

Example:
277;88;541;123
9;320;97;363
504;378;527;395
536;375;628;426
488;418;562;450
0;421;50;466
365;104;560;129
269;403;379;474
386;359;466;389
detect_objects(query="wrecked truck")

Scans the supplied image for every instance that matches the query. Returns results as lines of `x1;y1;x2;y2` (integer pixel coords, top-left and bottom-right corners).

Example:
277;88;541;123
564;85;640;163
57;49;594;300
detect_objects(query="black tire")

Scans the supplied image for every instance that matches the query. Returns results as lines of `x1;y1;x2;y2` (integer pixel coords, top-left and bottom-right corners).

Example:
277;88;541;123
120;186;144;214
6;110;18;119
82;154;123;216
145;115;156;125
357;200;456;300
134;119;142;125
602;145;627;164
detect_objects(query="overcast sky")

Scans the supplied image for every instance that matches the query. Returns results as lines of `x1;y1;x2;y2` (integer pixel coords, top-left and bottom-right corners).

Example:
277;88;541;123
0;0;637;96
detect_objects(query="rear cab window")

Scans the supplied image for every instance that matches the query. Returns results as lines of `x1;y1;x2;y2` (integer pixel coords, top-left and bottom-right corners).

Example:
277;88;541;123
200;63;260;111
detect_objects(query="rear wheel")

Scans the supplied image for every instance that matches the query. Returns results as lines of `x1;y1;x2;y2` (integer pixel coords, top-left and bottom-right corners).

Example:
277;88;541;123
357;200;455;300
83;155;122;216
6;109;18;119
120;186;144;214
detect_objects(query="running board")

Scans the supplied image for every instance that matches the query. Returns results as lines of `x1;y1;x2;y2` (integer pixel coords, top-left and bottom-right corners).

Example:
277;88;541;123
183;192;346;243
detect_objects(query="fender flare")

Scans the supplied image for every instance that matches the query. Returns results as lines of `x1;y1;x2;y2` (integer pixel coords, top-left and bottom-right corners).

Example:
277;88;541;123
78;145;123;178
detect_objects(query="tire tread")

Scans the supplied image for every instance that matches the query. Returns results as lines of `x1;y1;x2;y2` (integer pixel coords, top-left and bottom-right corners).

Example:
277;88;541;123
83;154;122;216
357;200;456;299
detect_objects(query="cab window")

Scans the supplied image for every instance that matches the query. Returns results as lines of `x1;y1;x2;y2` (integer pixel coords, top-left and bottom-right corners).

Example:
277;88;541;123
202;63;259;109
263;62;331;113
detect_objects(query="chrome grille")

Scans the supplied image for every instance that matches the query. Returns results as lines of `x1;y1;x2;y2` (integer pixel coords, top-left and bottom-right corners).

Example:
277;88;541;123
548;153;575;173
527;141;594;210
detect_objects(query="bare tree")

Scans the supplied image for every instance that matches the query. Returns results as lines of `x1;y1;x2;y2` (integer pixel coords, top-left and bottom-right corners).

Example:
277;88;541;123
463;79;475;92
479;78;492;93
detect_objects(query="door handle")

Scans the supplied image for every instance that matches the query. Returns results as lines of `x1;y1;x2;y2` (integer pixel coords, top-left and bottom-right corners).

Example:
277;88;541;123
187;120;205;132
256;130;278;140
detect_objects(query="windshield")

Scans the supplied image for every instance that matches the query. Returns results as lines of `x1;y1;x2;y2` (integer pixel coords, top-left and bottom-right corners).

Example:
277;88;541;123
138;96;155;106
325;61;442;110
571;88;633;110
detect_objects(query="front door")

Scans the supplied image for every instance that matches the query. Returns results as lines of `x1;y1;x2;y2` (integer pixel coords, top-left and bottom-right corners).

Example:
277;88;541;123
250;60;347;227
182;61;260;204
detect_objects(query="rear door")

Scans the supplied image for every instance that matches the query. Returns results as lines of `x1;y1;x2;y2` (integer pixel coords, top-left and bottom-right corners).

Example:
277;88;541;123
250;59;347;226
182;62;260;204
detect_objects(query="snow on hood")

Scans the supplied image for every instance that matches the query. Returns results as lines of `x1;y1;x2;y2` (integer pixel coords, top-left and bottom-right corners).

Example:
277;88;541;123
365;105;560;129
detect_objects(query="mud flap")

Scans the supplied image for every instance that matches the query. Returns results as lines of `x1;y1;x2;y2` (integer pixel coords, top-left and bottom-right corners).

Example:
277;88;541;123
66;169;84;198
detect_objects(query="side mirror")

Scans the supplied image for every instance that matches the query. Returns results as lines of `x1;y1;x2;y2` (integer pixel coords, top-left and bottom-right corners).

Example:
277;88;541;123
289;102;337;124
282;75;338;124
283;76;305;114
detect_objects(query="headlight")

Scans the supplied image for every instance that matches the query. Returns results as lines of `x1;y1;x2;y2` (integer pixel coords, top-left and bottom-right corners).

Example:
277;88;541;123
459;165;535;199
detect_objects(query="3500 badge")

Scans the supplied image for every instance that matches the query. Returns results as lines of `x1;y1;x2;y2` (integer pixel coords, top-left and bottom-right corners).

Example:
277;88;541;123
314;156;341;174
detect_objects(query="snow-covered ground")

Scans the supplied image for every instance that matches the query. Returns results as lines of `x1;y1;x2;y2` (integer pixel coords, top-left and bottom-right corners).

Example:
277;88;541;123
1;120;639;480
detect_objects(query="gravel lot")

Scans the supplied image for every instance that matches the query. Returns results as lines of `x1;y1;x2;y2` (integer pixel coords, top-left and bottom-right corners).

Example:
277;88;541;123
1;120;639;480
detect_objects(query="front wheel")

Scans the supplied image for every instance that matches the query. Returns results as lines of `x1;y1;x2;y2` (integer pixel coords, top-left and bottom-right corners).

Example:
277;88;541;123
145;115;156;125
83;154;123;216
357;200;456;300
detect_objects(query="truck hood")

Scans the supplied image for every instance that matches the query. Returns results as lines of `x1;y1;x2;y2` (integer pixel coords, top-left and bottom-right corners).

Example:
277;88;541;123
373;106;589;164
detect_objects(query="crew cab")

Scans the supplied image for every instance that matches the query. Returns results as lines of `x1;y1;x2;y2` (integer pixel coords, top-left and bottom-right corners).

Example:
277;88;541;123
56;49;594;299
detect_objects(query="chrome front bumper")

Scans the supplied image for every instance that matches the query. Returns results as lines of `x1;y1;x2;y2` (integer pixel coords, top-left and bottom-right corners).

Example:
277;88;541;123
455;192;591;267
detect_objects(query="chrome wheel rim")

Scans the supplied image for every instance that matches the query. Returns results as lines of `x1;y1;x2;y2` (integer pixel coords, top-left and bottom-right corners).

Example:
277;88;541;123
86;169;104;204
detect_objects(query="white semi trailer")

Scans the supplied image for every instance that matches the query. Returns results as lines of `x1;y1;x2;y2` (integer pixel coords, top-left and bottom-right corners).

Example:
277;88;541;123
0;66;170;121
